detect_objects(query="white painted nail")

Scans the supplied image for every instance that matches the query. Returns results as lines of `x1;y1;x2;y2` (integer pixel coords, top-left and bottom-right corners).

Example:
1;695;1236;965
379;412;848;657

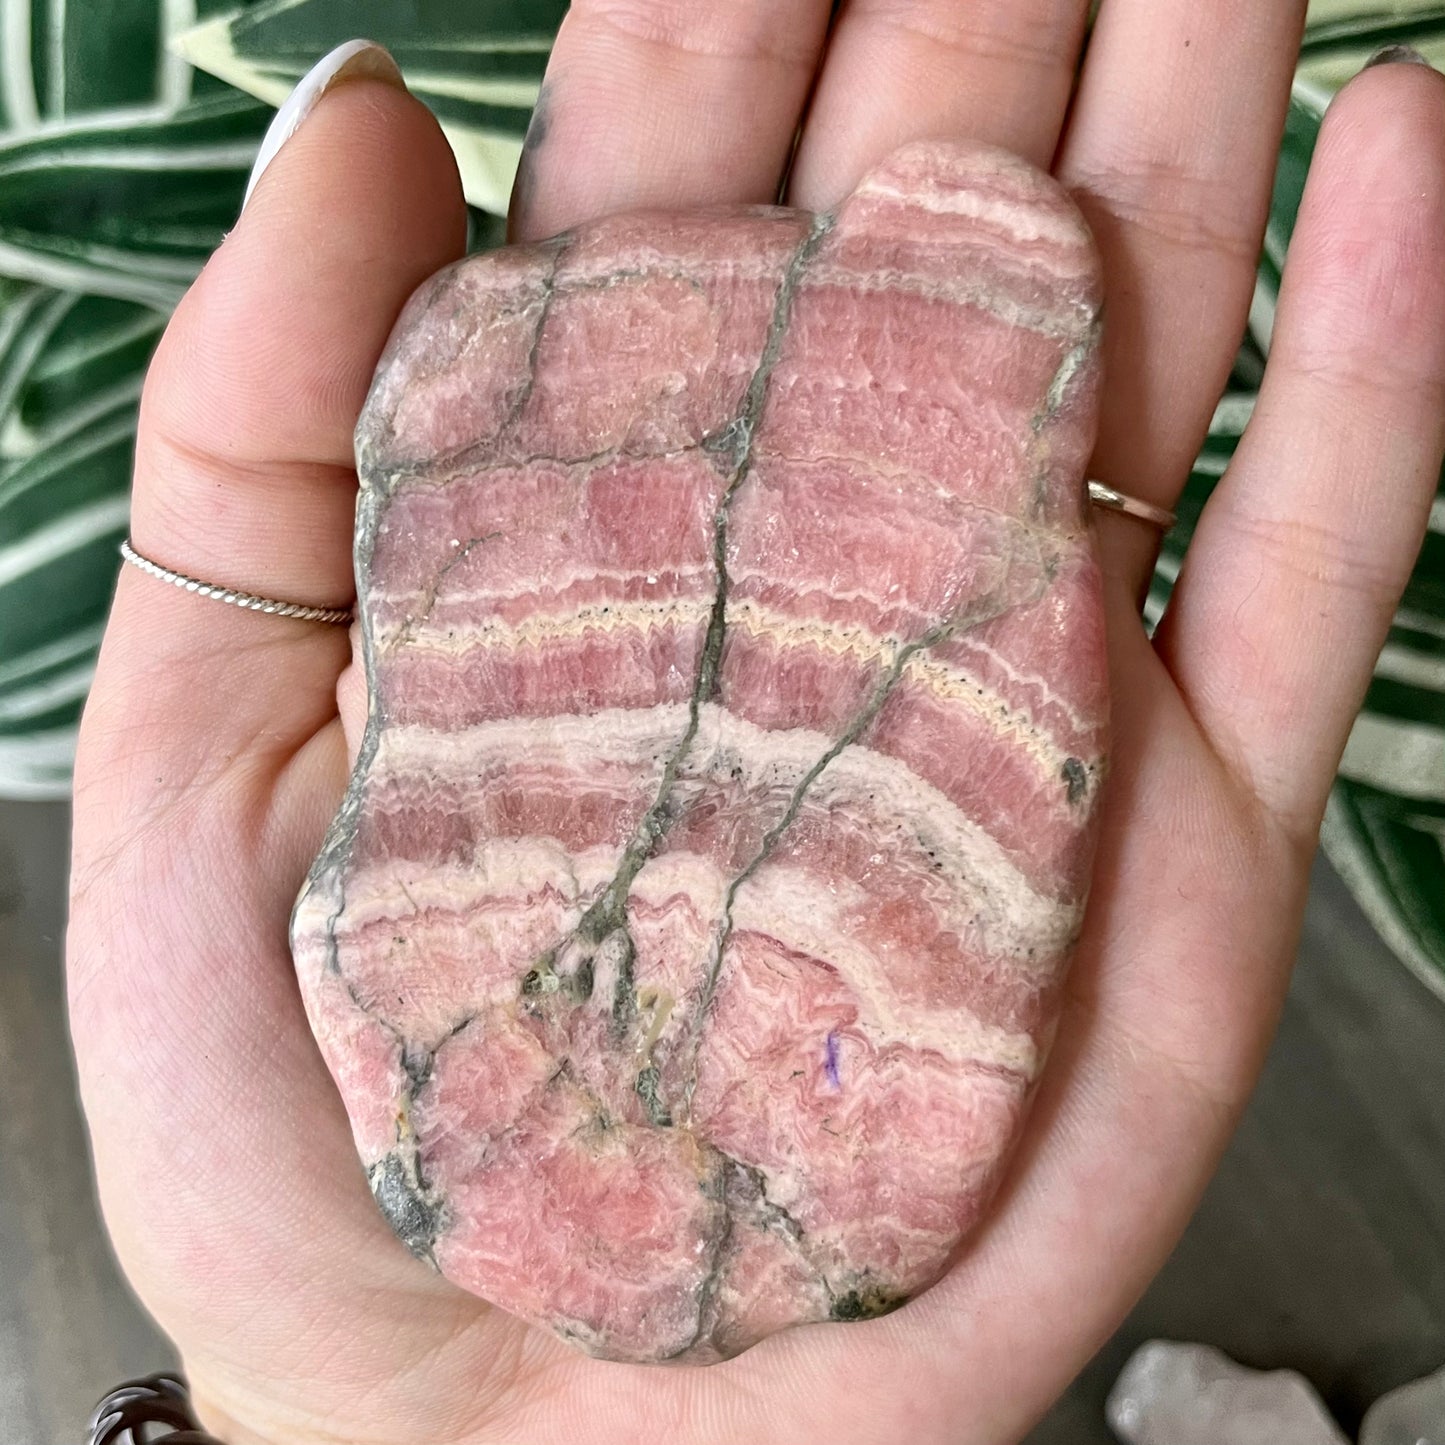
242;39;406;211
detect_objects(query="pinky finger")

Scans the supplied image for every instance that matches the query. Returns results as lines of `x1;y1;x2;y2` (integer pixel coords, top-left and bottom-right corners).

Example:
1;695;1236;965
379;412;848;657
1153;58;1445;839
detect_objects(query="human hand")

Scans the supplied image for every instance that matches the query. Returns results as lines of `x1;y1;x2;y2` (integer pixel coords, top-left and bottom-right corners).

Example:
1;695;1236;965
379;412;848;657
68;6;1445;1443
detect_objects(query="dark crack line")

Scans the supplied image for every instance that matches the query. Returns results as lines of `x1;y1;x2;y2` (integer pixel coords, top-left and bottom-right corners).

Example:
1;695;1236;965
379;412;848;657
723;1155;807;1247
372;435;719;506
336;960;446;1265
395;532;502;647
565;265;709;298
695;211;835;698
679;1193;734;1358
492;240;566;448
548;213;837;978
402;1007;485;1091
368;237;571;495
1029;319;1102;517
679;568;1055;1116
676;1149;822;1355
1035;323;1101;434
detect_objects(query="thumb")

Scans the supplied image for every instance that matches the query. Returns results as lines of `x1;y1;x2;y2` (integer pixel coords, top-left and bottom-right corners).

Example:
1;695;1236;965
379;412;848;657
76;40;467;862
67;41;471;1379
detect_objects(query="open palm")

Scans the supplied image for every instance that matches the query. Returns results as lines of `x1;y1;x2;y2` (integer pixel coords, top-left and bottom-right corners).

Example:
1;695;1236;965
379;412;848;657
68;4;1445;1443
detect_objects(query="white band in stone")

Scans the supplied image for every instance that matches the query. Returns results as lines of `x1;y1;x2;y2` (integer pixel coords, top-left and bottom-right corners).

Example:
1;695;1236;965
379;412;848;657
121;483;1167;629
1087;481;1177;531
119;539;353;625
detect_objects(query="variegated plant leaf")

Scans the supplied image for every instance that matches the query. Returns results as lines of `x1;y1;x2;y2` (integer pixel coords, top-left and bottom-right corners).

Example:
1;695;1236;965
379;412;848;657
0;91;268;306
0;0;246;132
0;350;140;795
2;0;178;126
170;0;569;215
0;0;249;797
1297;1;1445;90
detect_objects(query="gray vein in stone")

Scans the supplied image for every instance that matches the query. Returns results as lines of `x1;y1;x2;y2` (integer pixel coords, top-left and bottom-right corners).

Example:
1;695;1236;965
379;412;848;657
533;213;835;1003
371;436;719;507
676;1149;820;1358
1037;327;1097;429
679;558;1056;1118
563;266;709;298
491;242;566;447
361;236;570;495
367;1150;446;1267
395;532;502;647
723;1155;807;1248
680;1171;734;1358
1028;320;1102;519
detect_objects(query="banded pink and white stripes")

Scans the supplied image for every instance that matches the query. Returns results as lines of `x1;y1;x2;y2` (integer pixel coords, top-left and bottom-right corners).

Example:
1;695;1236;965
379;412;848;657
293;139;1107;1363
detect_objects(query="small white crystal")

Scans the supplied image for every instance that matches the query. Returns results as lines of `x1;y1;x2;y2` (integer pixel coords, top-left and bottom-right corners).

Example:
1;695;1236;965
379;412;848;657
1361;1364;1445;1445
1107;1341;1348;1445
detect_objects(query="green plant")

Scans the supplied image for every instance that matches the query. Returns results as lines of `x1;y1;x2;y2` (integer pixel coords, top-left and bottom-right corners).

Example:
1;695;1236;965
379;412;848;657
0;0;1440;998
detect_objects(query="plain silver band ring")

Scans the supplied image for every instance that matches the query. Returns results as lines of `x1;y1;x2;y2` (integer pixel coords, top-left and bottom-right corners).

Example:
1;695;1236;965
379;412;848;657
1087;481;1176;531
119;540;353;625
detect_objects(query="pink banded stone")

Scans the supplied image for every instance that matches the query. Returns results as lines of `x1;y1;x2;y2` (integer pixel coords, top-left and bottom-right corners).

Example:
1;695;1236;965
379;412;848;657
292;140;1108;1364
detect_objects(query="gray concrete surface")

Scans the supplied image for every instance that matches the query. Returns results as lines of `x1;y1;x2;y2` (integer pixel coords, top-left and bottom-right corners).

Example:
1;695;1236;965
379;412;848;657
2;797;1442;1443
0;799;169;1437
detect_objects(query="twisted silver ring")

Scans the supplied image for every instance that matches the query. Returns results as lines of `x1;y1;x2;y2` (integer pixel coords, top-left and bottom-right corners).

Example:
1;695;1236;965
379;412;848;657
119;539;353;625
1087;481;1176;531
120;481;1169;631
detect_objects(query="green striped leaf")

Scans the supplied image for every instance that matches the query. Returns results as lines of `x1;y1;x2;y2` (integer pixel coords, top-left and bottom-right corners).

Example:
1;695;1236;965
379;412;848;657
0;479;132;670
171;0;569;214
0;0;544;798
1324;784;1445;994
0;0;246;796
0;91;266;305
1298;2;1445;88
2;0;172;127
0;290;173;790
0;333;140;776
0;0;248;133
0;286;150;759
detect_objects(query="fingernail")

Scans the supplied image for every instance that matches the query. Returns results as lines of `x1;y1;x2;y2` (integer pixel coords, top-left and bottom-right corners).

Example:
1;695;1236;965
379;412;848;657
242;39;406;211
1364;44;1433;70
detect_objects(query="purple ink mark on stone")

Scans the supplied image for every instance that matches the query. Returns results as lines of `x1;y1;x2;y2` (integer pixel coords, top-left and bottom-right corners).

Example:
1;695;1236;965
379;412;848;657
824;1032;842;1090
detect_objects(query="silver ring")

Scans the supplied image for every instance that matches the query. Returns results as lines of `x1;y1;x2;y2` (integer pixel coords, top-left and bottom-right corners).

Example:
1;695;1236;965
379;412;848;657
119;539;353;625
120;481;1168;626
1088;481;1176;531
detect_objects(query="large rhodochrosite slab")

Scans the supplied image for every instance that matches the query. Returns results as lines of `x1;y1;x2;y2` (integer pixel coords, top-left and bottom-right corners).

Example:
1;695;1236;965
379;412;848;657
292;140;1108;1365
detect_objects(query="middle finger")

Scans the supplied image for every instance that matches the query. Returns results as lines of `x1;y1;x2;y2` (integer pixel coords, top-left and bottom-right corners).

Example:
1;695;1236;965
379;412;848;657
788;0;1093;210
510;0;835;241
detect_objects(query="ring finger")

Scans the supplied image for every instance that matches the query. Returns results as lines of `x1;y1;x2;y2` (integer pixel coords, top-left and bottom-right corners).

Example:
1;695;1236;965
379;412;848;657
1057;0;1309;595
